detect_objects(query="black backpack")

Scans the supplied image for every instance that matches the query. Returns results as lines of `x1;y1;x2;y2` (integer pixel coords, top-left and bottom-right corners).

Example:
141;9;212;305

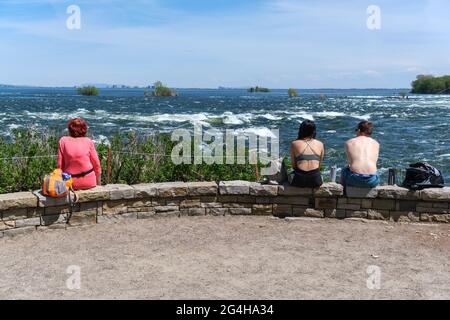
401;162;445;190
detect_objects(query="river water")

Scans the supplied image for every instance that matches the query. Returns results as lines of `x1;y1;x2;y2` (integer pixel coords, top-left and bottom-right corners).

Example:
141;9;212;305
1;87;449;184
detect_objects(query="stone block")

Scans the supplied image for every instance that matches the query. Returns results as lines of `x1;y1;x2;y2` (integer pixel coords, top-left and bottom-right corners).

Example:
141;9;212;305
346;210;368;218
376;185;419;200
345;186;378;198
337;203;361;210
14;217;41;228
304;209;324;218
132;183;158;198
396;200;416;211
137;211;156;219
3;226;36;237
315;198;337;209
420;214;450;223
274;197;310;206
188;208;206;216
219;181;251;195
229;208;252;215
361;199;373;209
314;183;344;197
68;211;97;226
102;201;128;215
372;199;396;210
157;182;188;198
206;208;228;216
0;220;15;231
0;192;37;211
249;183;278;196
252;204;273;215
390;211;420;222
367;209;390;220
187;182;218;196
1;208;28;221
76;186;109;202
154;206;179;213
41;214;67;226
180;199;202;209
273;204;292;216
278;183;312;196
421;188;450;202
104;184;135;200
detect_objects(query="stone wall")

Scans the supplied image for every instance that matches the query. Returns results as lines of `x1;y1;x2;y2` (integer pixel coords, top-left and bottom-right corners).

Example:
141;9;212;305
1;181;450;237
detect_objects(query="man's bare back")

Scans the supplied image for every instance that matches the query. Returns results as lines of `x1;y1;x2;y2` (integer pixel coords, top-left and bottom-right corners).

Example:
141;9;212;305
345;136;379;175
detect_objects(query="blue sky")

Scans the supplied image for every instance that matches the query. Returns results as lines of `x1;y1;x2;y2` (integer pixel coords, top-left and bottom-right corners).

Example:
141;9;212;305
1;0;449;88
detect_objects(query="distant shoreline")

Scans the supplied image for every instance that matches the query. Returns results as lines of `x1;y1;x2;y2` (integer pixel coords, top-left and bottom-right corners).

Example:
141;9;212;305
0;84;412;91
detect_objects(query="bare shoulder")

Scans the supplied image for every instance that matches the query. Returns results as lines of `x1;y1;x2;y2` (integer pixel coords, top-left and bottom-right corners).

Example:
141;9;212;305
315;139;325;148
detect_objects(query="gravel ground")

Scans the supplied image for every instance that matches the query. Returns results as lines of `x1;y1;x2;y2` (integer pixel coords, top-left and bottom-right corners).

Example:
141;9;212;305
1;216;450;300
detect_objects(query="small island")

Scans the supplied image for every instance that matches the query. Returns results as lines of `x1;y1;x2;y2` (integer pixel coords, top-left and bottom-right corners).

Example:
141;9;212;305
77;86;99;96
248;86;271;93
288;88;298;97
411;75;450;94
146;81;178;97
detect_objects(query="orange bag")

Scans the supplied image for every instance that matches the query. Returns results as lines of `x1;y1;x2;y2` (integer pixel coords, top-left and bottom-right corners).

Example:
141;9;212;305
42;169;73;198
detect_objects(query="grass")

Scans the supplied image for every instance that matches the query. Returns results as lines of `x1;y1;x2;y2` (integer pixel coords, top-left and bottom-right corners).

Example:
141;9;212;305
0;129;259;194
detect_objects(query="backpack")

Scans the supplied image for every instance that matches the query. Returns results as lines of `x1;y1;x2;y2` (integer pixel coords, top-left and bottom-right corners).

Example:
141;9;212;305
401;162;445;190
42;169;78;224
42;169;73;198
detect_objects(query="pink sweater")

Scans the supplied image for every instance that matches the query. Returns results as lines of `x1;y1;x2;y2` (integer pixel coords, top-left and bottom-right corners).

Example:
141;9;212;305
57;136;102;191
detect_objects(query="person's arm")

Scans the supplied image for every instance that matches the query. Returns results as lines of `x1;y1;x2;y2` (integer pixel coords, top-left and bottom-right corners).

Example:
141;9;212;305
57;139;64;170
89;140;102;185
290;143;297;170
320;143;325;163
344;141;351;164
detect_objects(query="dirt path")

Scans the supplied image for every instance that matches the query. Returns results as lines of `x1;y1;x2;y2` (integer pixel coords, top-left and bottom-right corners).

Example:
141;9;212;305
1;216;450;300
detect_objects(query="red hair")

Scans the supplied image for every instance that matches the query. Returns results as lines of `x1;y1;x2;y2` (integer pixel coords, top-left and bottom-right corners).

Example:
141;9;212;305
68;118;88;138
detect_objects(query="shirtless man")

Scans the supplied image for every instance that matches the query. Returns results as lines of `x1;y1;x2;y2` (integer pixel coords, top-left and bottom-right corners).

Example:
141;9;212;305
341;121;380;188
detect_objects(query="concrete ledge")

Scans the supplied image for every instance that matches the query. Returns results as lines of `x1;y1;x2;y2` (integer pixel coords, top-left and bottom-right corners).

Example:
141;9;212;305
2;181;450;236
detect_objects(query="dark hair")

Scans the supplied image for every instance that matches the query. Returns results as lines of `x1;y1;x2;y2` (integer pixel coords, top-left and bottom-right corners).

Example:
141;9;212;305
356;121;374;136
68;118;88;138
297;120;317;140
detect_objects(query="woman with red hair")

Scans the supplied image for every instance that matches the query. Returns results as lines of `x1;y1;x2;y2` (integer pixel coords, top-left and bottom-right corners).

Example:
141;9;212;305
57;118;102;190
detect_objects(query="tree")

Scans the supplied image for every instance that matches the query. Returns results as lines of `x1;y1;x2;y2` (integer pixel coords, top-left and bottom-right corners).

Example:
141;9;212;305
288;88;298;97
77;86;99;96
152;81;177;97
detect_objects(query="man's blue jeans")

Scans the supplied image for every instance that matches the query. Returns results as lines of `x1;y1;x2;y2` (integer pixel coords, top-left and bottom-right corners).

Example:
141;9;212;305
341;166;380;188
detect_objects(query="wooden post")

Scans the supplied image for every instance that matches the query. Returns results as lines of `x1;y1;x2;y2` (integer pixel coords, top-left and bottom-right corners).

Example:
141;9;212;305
255;163;260;182
106;145;112;185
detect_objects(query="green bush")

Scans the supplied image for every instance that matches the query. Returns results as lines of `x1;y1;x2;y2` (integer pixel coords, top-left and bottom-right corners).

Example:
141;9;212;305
248;86;270;93
152;81;177;97
0;129;260;194
411;75;450;94
288;88;298;97
77;86;99;96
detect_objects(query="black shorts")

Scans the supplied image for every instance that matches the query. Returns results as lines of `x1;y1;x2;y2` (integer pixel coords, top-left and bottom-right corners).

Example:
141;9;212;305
289;168;323;188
